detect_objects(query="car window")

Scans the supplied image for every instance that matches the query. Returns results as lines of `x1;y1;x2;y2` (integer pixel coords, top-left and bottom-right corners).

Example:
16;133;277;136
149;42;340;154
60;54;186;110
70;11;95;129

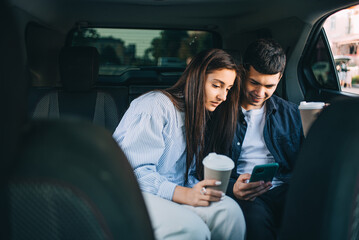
308;32;338;90
323;5;359;95
70;28;216;78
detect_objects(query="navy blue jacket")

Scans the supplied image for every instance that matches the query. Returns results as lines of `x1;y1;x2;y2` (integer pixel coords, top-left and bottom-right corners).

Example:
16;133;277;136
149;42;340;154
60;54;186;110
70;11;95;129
227;95;304;195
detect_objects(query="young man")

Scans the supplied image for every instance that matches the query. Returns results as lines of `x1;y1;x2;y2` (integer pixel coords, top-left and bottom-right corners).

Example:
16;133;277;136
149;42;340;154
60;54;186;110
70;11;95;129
226;38;304;239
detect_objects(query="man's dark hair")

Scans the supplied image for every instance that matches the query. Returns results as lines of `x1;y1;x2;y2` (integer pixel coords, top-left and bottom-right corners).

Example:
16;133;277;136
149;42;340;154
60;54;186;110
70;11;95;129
243;38;286;75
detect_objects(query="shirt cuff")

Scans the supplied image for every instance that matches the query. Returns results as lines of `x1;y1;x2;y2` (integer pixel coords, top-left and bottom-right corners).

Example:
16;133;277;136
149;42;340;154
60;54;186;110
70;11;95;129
187;175;199;188
157;181;177;201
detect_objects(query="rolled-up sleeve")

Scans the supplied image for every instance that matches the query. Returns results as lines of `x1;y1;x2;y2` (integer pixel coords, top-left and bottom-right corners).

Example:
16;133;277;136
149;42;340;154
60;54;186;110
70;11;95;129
113;106;177;200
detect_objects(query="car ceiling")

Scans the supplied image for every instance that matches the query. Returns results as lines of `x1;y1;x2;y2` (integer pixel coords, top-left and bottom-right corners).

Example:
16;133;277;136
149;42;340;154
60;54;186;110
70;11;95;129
9;0;359;34
9;0;359;105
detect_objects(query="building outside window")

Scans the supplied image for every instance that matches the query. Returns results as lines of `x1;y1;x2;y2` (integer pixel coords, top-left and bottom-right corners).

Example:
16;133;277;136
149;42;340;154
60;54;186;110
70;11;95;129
324;5;359;92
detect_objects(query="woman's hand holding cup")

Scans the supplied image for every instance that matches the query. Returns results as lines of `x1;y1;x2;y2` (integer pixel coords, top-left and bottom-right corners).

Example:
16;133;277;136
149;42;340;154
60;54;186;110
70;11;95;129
187;180;224;207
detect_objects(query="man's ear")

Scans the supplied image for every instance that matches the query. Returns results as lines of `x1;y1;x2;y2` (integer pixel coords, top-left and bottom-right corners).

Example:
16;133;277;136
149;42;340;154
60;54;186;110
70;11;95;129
278;72;284;81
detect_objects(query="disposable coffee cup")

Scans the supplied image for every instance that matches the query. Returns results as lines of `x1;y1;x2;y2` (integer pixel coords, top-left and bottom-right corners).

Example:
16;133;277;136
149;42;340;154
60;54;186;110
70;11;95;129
298;101;325;137
203;153;234;192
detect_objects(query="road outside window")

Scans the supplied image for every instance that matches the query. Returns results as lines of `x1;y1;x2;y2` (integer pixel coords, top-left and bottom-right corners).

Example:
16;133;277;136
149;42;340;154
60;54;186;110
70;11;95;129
71;28;215;76
324;5;359;94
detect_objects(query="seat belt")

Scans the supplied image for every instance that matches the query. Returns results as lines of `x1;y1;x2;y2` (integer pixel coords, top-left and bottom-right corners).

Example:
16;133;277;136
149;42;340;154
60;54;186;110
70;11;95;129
93;92;105;127
33;92;59;119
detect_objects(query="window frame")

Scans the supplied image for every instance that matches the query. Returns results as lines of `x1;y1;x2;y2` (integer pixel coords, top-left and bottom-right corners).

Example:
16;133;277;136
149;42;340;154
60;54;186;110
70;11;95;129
299;15;358;102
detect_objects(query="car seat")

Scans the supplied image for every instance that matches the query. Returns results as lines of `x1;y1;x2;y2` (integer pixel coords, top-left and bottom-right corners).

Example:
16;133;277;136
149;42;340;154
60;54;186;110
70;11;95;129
32;46;119;132
0;1;29;236
279;98;359;240
8;119;154;240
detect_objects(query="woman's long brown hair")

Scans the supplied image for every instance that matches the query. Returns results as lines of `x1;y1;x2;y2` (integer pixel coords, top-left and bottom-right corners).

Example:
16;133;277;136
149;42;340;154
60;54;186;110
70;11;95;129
160;49;241;182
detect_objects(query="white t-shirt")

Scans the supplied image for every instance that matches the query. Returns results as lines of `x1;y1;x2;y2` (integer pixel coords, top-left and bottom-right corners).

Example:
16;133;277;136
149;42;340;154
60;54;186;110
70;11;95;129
236;103;283;188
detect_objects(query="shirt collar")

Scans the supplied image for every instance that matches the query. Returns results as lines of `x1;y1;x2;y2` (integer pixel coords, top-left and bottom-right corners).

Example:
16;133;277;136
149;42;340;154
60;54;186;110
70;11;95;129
266;96;278;115
239;96;277;120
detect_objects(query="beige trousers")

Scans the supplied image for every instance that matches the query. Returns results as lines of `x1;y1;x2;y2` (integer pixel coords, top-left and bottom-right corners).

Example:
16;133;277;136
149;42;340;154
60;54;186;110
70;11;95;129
142;192;246;240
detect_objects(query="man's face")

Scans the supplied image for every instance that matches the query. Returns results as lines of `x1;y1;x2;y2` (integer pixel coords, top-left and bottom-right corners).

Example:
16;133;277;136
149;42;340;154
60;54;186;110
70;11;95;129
241;66;281;110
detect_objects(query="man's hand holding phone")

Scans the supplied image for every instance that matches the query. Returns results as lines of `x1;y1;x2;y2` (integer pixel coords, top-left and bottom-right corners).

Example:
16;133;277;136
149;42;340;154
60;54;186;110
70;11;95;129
233;163;278;201
233;174;272;201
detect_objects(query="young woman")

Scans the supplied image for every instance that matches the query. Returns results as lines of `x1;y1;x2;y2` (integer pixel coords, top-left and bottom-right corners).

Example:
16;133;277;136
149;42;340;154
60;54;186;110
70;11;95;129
113;49;246;240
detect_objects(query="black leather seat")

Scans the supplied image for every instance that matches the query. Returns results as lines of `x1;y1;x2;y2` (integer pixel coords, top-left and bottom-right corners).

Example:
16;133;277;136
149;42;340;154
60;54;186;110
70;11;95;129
1;2;151;239
279;98;359;240
32;46;119;133
9;119;154;240
0;1;29;236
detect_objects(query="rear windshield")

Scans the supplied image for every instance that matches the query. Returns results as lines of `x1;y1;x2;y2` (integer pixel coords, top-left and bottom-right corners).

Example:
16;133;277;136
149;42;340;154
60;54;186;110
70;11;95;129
70;28;216;76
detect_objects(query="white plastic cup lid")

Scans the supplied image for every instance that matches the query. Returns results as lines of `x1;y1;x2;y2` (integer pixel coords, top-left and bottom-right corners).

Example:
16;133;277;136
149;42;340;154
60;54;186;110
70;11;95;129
298;101;325;110
203;153;234;171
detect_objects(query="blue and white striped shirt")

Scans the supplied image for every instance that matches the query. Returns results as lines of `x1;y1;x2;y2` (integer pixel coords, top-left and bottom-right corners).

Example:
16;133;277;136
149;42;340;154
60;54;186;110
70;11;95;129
113;91;199;200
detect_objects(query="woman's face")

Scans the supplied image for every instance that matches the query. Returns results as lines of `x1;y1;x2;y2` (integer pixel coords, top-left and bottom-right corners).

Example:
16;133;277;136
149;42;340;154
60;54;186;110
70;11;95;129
204;68;236;112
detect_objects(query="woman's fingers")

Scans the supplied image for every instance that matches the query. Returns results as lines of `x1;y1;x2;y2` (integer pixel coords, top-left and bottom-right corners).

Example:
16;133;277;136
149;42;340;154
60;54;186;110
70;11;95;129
197;187;223;202
196;179;224;199
201;192;222;202
195;192;223;206
191;179;225;206
200;179;222;187
204;187;223;197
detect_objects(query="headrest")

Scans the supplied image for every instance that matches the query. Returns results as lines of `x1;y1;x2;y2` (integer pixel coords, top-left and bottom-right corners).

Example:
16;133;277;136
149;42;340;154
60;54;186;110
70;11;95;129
279;97;359;239
12;119;154;239
59;46;99;91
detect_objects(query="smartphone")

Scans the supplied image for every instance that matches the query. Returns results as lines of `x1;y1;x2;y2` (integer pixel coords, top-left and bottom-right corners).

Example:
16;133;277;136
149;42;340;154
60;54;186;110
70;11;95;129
249;163;279;182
